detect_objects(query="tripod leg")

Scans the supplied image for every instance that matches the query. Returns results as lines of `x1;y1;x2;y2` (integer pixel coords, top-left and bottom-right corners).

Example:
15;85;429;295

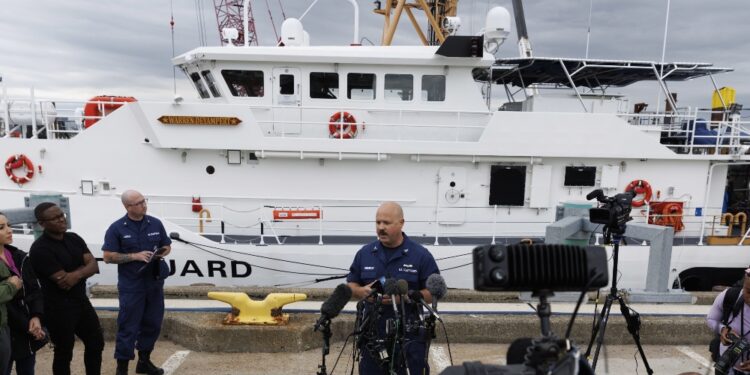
589;295;614;372
585;293;611;357
617;297;654;375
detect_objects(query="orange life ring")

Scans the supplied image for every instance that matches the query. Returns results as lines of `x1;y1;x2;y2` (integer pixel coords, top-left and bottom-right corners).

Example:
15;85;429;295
4;154;34;185
624;179;653;207
328;111;358;139
83;95;137;128
661;202;685;232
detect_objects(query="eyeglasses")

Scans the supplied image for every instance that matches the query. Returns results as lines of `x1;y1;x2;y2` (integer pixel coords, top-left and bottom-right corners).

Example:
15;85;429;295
40;213;66;223
127;198;148;207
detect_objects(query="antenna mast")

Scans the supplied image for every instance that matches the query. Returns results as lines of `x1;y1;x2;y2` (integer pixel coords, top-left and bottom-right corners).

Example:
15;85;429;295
375;0;458;46
213;0;259;46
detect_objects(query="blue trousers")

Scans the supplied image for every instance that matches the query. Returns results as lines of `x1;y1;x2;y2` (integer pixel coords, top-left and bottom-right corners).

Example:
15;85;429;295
115;285;165;360
6;354;35;375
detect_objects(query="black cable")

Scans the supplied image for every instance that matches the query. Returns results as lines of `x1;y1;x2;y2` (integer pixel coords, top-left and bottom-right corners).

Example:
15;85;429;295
329;332;354;375
179;237;347;271
183;241;344;276
438;318;454;366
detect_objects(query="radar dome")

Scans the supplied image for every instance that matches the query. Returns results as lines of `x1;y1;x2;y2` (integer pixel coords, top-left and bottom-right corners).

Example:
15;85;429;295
483;7;511;53
281;18;305;46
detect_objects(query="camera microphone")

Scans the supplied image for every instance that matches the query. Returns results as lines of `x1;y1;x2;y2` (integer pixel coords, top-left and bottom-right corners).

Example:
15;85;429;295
315;283;352;331
585;189;604;202
169;232;188;244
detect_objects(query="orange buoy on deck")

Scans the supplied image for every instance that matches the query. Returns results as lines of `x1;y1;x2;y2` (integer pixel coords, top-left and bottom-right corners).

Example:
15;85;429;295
83;95;137;128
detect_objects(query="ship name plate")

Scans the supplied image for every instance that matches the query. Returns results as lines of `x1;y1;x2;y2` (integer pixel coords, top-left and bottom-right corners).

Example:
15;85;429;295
158;115;241;126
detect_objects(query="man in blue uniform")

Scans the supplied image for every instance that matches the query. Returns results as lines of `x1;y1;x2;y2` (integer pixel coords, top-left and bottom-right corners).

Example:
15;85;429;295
347;201;440;375
103;190;171;375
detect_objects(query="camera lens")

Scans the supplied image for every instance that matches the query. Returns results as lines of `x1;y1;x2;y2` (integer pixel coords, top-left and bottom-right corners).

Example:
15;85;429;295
489;246;505;262
490;268;506;284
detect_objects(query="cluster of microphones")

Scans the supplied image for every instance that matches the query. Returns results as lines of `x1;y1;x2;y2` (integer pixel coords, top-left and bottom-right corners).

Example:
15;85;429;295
315;274;447;332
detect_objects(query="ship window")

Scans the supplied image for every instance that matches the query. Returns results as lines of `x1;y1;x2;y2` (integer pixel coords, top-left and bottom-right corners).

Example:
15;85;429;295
201;70;222;98
422;75;445;102
279;74;295;95
190;72;210;99
489;165;526;206
347;73;376;100
221;70;265;97
564;166;596;187
310;72;339;99
385;74;413;101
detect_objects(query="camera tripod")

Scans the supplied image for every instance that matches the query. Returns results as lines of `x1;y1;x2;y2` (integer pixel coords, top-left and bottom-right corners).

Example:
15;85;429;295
584;233;653;374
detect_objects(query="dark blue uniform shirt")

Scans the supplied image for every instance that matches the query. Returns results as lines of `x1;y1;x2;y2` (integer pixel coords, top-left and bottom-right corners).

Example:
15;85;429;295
347;233;439;295
103;215;172;292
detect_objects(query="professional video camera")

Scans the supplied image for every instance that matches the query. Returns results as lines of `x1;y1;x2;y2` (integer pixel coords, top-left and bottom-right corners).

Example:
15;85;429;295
715;332;750;375
440;244;608;375
586;189;634;238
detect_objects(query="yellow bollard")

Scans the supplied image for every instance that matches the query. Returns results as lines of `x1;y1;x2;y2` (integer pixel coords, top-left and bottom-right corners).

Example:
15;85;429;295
198;208;212;234
207;292;307;325
721;213;735;236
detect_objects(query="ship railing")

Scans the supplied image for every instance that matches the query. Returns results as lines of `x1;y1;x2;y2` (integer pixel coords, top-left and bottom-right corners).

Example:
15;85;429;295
619;107;750;156
248;104;491;141
148;199;725;247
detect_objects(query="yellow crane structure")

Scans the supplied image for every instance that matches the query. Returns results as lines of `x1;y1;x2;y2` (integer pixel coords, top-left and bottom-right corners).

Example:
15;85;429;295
374;0;459;46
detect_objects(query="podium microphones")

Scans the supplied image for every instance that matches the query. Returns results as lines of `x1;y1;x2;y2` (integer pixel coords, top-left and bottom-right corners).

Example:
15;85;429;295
426;274;447;310
314;284;352;331
408;290;442;322
383;278;400;316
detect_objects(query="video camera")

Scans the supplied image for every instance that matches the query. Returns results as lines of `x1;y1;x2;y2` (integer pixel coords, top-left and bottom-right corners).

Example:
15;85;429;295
439;244;608;375
715;332;750;375
586;189;634;238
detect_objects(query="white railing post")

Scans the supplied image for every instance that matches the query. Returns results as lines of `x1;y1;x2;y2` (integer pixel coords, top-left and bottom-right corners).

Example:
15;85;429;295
491;205;497;245
30;87;37;138
318;204;323;245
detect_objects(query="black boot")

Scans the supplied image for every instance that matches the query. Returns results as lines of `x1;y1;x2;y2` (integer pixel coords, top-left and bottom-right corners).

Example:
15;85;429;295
116;360;129;375
136;350;164;375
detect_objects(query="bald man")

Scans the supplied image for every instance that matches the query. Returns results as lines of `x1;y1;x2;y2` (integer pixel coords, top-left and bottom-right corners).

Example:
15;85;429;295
347;202;440;375
103;190;171;375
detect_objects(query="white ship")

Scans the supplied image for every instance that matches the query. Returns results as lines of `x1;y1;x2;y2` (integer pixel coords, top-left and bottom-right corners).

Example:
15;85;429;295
1;2;748;293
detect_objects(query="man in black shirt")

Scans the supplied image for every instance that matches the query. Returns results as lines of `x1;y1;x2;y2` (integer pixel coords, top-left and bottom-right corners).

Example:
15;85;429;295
29;202;104;375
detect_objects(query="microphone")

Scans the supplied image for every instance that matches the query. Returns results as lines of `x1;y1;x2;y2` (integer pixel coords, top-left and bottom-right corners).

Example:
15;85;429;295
169;232;187;243
396;279;408;296
426;274;447;310
408;290;442;322
383;278;400;316
315;283;352;331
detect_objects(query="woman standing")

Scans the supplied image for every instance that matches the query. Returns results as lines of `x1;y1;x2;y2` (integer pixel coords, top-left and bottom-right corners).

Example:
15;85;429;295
2;212;45;375
0;213;24;374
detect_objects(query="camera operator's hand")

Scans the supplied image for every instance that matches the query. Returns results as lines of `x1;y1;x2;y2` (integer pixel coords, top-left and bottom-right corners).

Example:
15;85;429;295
720;326;738;345
737;360;750;372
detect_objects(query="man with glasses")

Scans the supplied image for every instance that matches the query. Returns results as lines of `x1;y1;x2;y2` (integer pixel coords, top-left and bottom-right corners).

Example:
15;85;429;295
29;202;104;375
103;190;171;375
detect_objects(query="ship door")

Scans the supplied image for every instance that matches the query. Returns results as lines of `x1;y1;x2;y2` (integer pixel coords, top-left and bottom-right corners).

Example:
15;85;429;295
272;67;301;135
437;167;467;224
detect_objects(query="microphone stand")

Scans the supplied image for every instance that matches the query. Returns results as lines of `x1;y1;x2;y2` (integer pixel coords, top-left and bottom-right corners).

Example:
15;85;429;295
317;318;332;375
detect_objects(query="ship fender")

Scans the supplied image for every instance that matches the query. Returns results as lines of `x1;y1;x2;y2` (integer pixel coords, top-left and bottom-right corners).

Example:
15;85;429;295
4;154;34;185
328;111;359;139
625;179;652;207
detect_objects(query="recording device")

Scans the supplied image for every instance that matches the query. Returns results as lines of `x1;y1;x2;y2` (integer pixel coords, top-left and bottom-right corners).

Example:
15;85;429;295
383;278;400;316
314;283;352;331
427;273;447;303
441;244;607;375
154;246;168;256
586;189;634;237
472;244;609;292
408;290;442;321
715;332;750;375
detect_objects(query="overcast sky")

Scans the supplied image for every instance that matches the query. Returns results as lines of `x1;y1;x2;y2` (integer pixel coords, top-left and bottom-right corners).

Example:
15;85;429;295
1;0;747;109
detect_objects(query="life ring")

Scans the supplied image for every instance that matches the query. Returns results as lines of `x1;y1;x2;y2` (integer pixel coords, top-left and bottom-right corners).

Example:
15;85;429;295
328;111;358;139
83;96;137;128
661;202;685;232
624;179;653;207
4;154;34;185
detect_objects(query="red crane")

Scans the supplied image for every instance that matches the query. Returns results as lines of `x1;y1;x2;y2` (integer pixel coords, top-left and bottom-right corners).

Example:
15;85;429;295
213;0;259;46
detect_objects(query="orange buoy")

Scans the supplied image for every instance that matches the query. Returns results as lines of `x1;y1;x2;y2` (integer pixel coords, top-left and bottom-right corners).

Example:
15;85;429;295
83;95;137;128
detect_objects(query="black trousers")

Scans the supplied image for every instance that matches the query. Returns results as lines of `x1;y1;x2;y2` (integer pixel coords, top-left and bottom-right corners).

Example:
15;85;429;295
45;299;104;375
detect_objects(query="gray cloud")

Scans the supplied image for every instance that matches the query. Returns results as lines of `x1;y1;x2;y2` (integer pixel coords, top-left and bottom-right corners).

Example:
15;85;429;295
1;0;746;108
